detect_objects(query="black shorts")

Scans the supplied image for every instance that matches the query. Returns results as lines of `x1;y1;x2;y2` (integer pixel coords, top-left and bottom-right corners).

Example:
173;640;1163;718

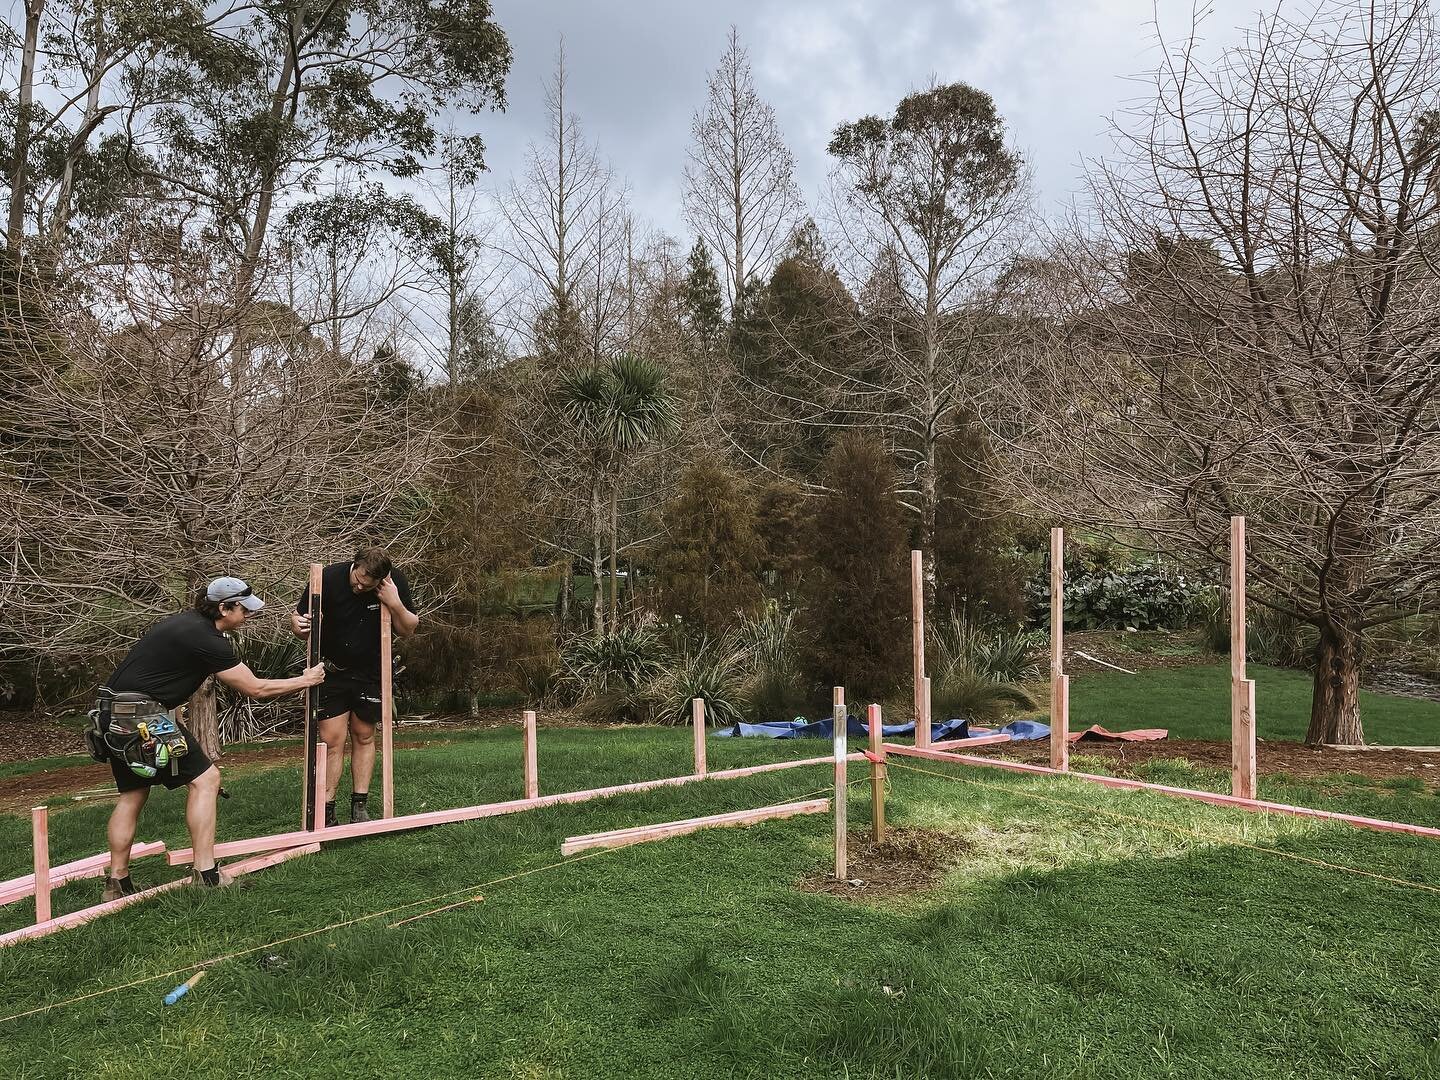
319;672;383;726
108;719;214;793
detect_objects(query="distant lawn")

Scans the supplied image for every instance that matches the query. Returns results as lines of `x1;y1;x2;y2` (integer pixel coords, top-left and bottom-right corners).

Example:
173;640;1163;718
1067;663;1440;745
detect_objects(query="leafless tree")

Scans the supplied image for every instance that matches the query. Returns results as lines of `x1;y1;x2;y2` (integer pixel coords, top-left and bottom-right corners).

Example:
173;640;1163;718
0;214;447;755
682;25;803;308
993;1;1440;745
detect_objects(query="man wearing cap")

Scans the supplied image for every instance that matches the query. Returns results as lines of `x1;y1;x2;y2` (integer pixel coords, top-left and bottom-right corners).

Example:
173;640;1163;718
290;546;419;827
97;577;326;899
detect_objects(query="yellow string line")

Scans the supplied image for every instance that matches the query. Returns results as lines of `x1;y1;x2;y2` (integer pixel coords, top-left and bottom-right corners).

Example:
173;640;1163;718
1;768;861;1024
0;848;614;1026
883;757;1440;897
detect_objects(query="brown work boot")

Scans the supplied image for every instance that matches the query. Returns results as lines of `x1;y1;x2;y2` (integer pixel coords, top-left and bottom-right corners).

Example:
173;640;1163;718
101;875;137;903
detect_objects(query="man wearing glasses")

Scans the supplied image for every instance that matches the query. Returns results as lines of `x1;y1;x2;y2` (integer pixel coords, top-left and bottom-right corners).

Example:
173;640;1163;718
96;577;326;899
290;547;419;827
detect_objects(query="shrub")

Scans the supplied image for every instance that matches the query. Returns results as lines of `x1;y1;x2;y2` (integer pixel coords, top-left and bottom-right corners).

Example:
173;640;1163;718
1028;557;1203;631
639;638;752;728
735;600;805;720
932;611;1044;685
931;666;1039;726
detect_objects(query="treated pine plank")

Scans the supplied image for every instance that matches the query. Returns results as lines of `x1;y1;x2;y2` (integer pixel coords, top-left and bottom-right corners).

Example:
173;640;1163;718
882;743;1440;841
0;842;166;907
523;710;539;800
169;753;868;865
31;808;49;925
381;605;395;819
560;799;830;856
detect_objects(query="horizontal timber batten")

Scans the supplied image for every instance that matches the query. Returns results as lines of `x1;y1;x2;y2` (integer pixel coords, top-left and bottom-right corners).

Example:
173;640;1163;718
560;798;830;856
169;753;867;866
0;841;166;907
882;743;1440;840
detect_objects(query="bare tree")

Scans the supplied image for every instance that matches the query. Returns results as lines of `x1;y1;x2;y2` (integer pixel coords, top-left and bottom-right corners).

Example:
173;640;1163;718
495;43;612;359
0;215;447;754
682;25;803;308
995;2;1440;745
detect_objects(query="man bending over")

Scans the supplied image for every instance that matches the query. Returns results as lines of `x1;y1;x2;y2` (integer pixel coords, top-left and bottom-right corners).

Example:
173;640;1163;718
96;577;325;899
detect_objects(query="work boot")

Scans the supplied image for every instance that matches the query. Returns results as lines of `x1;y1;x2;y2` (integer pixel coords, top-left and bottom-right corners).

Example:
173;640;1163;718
350;793;370;824
191;865;234;889
324;800;338;829
101;875;137;903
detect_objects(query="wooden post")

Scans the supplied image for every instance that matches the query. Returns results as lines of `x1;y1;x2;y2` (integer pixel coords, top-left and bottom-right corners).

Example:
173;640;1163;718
302;563;322;830
868;703;886;844
833;686;847;880
523;710;539;800
692;697;707;778
1050;528;1069;772
1231;516;1257;800
380;604;394;819
31;807;50;925
312;746;327;833
911;550;928;747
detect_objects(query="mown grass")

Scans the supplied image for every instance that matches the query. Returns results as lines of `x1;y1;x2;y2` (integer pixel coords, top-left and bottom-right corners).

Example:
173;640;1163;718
1;723;1439;1079
1066;663;1440;745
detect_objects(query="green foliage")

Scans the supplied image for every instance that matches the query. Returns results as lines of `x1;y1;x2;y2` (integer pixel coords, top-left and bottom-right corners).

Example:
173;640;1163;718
640;638;752;728
1030;556;1204;631
1249;607;1319;671
651;459;765;636
801;432;910;699
932;426;1031;627
558;626;669;702
558;353;681;456
735;600;805;720
682;239;724;347
932;612;1044;685
218;633;305;741
930;666;1039;726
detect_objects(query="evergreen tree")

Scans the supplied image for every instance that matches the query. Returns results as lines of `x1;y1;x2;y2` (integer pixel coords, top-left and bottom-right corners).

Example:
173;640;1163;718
682;239;725;348
801;433;909;700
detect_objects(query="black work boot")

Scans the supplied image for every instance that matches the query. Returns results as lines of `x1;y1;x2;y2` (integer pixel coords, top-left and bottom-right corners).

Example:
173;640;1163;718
350;793;370;824
101;875;137;903
324;800;338;829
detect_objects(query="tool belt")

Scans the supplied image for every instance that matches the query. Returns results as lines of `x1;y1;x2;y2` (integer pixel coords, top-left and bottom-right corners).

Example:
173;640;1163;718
86;689;190;779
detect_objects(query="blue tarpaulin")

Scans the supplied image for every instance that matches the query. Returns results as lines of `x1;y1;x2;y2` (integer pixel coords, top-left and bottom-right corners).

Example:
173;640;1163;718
712;716;1050;742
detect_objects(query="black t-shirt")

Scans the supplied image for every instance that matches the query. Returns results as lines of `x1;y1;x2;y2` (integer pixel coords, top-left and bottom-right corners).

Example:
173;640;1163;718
296;562;414;680
106;610;242;708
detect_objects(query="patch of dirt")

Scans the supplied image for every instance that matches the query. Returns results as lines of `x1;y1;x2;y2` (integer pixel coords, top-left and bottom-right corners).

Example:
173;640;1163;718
0;714;86;764
798;827;972;900
966;737;1440;786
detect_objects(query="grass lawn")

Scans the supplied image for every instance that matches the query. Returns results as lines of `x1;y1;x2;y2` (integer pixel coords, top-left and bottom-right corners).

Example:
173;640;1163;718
2;723;1440;1078
1067;663;1440;745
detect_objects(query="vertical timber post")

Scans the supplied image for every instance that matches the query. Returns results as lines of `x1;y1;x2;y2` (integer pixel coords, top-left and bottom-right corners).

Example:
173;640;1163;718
833;687;847;880
312;746;327;833
380;605;394;819
1231;515;1257;799
1050;528;1069;772
692;697;707;778
31;806;50;925
523;710;539;800
868;703;886;844
302;563;322;831
911;550;929;748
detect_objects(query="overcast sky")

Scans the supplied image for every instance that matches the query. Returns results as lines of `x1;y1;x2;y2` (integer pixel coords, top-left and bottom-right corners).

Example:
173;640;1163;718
474;0;1268;241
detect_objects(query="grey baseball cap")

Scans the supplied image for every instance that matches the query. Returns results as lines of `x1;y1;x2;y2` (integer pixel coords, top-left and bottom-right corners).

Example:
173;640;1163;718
206;576;265;612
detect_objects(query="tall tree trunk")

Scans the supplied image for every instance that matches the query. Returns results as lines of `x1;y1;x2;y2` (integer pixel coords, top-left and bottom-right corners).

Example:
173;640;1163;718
49;0;108;244
189;677;222;759
608;481;619;633
7;0;45;250
1307;621;1363;746
590;468;605;637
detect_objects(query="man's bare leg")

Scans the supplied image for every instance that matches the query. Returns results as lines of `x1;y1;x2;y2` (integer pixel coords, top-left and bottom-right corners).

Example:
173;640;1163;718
350;717;377;796
186;766;222;873
107;788;150;878
319;713;351;801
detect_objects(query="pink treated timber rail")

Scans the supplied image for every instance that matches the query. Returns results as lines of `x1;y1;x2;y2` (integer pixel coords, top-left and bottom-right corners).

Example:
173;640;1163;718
169;752;869;866
560;798;830;856
0;841;166;907
883;743;1440;841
